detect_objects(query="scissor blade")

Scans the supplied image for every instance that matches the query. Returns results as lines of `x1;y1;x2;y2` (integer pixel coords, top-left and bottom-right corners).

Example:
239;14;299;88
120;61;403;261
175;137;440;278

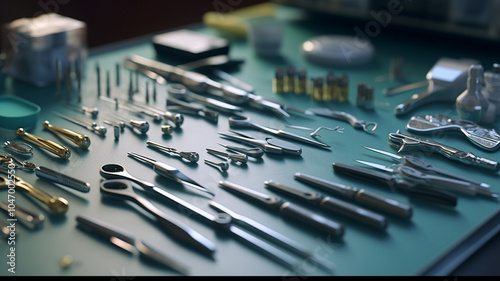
356;160;394;173
154;162;215;197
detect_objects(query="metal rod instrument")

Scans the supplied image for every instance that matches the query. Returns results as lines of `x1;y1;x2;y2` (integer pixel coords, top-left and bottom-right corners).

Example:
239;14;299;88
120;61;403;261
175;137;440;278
16;128;71;160
107;113;149;134
52;112;107;137
3;141;33;156
64;103;99;118
218;130;302;156
43;120;91;149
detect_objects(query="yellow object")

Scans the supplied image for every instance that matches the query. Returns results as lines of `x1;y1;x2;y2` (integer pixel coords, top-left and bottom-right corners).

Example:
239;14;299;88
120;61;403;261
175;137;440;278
203;2;276;38
60;255;73;268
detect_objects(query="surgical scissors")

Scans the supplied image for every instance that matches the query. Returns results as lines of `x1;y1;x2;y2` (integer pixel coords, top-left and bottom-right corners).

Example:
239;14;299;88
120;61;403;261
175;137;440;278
228;115;330;148
99;179;216;256
100;169;334;272
0;170;68;214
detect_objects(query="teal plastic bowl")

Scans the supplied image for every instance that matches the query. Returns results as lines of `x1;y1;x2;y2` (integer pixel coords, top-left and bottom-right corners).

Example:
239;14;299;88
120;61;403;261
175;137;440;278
0;96;41;131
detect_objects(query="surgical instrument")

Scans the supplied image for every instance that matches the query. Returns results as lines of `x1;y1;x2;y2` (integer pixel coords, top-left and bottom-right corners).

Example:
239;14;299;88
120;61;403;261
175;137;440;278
99;179;216;256
405;115;500;151
1;152;90;192
126;153;214;197
167;96;219;124
293;172;413;219
228;115;330;148
103;119;126;131
76;215;189;275
52;112;107;137
107;113;149;134
306;108;378;133
218;143;264;159
206;148;247;164
363;146;492;189
96;62;101;97
204;159;229;172
364;146;498;198
100;165;330;272
16;128;71;160
394;57;478;116
218;181;345;237
124;55;308;118
124;99;184;127
161;124;174;135
355;160;496;199
208;201;335;272
63;103;99;118
100;96;162;122
218;130;302;156
167;83;243;114
264;180;388;230
388;131;499;172
332;162;458;207
43;120;91;149
3;141;33;156
0;201;45;230
212;68;255;93
0;170;69;214
146;140;199;163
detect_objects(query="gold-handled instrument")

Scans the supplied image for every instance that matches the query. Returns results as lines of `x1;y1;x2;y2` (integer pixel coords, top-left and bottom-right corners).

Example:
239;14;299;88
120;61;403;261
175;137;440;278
43;120;91;149
16;128;71;160
0;171;68;214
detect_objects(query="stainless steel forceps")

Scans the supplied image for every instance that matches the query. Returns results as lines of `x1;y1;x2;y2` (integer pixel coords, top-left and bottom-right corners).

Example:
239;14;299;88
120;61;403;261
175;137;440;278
218;130;302;156
126;153;214;197
228;115;330;148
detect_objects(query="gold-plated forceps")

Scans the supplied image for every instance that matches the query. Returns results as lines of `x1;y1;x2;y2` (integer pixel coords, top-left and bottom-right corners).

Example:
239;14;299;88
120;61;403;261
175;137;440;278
16;128;71;160
0;170;68;214
43;120;91;149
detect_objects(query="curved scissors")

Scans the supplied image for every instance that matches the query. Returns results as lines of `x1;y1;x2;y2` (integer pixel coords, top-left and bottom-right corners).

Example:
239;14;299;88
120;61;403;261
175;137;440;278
228;115;330;148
